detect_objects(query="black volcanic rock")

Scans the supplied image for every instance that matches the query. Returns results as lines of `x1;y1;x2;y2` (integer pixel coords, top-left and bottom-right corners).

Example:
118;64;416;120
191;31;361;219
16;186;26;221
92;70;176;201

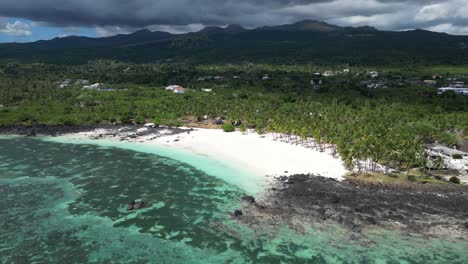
241;195;256;205
232;210;243;217
237;174;468;235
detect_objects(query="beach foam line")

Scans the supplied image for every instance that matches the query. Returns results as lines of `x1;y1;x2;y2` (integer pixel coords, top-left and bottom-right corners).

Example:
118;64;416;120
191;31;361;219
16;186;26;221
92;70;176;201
44;128;348;193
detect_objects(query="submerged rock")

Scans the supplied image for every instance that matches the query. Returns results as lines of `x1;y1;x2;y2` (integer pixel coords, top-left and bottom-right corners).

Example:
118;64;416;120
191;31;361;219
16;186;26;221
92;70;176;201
241;195;256;205
232;210;243;217
127;199;147;211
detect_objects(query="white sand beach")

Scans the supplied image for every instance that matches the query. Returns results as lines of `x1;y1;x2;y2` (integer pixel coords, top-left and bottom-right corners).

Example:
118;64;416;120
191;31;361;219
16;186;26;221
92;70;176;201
150;128;347;179
69;127;348;181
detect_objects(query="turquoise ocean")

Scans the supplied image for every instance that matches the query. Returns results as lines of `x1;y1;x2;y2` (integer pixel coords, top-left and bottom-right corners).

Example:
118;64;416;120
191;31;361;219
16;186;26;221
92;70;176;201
1;136;467;263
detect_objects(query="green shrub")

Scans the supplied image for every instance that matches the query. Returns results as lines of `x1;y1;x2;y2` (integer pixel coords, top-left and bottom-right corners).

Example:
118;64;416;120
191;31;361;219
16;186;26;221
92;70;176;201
452;154;463;160
164;120;182;127
109;116;117;123
222;123;235;132
438;132;458;146
239;124;247;133
120;114;133;124
407;175;417;182
61;117;77;126
135;116;145;125
449;176;461;184
151;118;161;127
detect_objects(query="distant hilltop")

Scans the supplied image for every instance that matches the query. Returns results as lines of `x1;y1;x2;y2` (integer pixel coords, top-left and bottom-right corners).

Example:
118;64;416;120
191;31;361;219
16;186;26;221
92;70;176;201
0;19;467;65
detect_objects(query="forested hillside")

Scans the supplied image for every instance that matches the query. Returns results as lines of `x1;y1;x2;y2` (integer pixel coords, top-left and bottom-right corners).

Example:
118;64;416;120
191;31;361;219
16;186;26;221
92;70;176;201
1;20;468;65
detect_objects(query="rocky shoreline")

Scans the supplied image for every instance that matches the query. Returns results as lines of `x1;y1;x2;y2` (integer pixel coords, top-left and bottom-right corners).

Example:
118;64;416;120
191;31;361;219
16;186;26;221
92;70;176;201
236;174;468;239
3;125;467;239
0;124;191;140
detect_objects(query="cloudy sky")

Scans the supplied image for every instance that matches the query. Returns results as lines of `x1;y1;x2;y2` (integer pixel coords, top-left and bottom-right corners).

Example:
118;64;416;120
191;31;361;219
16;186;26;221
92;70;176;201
0;0;467;42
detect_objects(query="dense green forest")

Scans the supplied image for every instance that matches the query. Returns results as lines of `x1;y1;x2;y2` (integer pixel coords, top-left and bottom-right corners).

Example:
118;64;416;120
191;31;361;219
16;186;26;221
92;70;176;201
0;61;467;174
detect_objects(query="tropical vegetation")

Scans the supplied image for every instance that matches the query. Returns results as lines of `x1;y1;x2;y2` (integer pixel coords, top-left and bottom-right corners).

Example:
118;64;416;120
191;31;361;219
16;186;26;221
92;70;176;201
0;62;466;175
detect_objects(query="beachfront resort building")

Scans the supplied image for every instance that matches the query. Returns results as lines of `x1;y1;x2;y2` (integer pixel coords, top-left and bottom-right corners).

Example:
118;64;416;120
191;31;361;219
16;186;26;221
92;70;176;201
427;144;468;175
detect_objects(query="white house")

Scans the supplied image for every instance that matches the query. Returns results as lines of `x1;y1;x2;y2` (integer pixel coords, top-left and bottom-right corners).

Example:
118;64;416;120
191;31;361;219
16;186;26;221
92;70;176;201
165;85;181;91
423;80;437;86
369;71;379;78
75;79;89;85
438;87;468;96
452;81;465;88
323;71;335;77
82;83;102;90
367;83;385;89
91;83;101;89
174;87;187;94
58;79;73;88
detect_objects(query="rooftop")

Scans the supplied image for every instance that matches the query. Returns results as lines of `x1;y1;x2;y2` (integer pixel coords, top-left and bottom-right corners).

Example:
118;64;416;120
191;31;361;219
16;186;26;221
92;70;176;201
428;144;468;156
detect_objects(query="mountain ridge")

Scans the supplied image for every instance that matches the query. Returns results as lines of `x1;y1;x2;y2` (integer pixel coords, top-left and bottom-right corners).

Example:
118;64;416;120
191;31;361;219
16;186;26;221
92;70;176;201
0;20;466;65
17;19;448;45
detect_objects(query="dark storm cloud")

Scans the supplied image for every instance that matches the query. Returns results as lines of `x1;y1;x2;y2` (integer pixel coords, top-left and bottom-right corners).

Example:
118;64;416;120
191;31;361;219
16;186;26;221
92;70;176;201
0;0;467;35
0;0;324;27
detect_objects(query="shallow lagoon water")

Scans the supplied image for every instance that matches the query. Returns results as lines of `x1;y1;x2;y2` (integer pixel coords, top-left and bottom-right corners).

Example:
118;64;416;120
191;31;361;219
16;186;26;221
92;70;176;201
45;135;265;194
1;136;468;263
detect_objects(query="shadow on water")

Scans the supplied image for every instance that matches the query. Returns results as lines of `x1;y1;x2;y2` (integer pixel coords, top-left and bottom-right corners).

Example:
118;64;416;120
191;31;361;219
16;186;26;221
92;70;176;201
1;137;467;263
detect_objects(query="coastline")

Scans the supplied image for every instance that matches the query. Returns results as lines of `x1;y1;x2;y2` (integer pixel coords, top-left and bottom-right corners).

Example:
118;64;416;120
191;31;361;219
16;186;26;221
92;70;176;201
2;125;468;243
2;124;347;186
43;125;347;193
